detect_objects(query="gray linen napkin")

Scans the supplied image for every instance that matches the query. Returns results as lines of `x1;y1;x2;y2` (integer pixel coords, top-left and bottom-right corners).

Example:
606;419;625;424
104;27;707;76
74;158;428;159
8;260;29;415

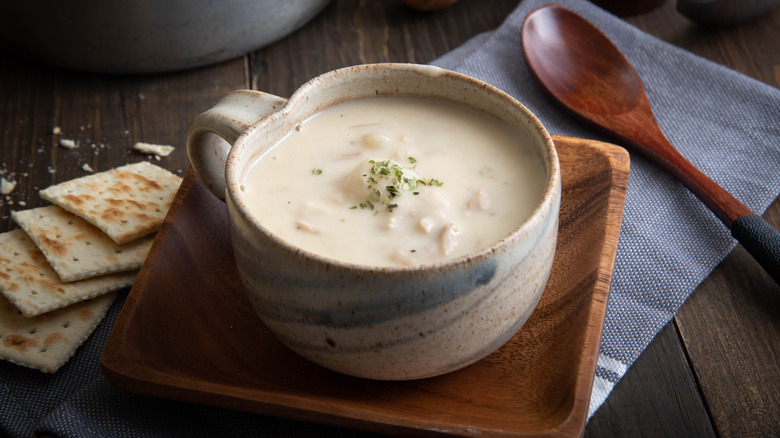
429;0;780;418
1;0;779;436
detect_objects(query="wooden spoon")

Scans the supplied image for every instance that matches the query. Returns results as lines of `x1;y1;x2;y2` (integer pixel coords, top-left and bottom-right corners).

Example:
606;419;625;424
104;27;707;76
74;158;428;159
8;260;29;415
521;5;780;284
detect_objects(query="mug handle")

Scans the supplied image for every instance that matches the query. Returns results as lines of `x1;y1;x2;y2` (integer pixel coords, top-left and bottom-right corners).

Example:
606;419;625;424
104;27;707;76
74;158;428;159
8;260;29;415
186;89;287;201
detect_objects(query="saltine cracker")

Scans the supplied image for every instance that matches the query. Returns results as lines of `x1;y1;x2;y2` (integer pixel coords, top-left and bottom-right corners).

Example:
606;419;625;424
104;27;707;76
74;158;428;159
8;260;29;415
0;229;135;317
12;205;154;282
39;161;181;244
0;292;116;373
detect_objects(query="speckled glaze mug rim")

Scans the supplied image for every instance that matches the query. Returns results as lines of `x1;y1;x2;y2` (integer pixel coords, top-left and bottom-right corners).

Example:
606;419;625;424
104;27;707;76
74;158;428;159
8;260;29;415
225;63;560;273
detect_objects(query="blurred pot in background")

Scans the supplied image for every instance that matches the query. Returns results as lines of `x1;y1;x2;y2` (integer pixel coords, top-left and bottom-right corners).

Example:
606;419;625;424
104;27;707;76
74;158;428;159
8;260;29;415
589;0;668;16
676;0;780;26
590;0;779;25
0;0;331;74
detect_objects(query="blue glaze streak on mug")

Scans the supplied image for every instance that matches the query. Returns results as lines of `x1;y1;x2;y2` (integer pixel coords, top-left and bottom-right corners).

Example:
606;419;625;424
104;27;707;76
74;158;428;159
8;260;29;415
267;259;539;354
252;259;499;328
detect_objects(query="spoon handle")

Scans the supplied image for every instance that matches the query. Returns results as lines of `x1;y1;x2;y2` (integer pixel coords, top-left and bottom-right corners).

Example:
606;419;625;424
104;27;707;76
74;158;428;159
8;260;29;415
731;215;780;284
627;126;780;284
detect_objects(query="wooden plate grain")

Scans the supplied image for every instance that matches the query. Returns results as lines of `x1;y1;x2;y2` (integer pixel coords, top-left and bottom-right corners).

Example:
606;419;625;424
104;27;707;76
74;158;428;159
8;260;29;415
102;135;629;437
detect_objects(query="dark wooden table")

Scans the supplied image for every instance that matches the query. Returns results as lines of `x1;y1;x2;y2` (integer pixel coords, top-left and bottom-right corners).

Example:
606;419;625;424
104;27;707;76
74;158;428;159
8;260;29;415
1;1;778;437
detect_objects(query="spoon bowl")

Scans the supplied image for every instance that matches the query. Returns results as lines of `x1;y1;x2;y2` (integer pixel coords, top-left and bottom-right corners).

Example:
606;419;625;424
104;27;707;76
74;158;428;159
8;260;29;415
522;5;780;284
523;8;642;115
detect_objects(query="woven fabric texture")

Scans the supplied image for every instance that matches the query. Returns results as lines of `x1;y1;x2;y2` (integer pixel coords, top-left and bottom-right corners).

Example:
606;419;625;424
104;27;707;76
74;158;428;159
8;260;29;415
2;0;778;436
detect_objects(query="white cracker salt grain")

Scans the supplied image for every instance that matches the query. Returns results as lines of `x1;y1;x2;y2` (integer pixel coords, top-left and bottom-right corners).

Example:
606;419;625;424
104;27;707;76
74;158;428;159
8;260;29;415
1;177;15;195
133;142;175;157
59;139;77;149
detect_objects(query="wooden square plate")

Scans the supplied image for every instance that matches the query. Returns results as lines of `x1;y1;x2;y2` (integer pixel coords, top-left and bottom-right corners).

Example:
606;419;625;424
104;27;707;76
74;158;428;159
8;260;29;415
102;135;629;437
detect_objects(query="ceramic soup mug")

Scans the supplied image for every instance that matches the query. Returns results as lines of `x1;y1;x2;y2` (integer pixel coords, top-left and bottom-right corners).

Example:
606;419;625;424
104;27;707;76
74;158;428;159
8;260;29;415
186;63;561;380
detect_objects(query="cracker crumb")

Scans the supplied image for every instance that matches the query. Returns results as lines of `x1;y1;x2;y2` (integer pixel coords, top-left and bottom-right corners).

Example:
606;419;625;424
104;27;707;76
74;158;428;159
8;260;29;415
1;176;16;195
59;139;78;149
82;163;94;173
133;142;175;158
52;126;62;135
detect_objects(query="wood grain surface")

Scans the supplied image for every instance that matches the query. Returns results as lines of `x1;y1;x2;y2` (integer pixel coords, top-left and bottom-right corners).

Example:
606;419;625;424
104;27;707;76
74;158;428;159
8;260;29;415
589;4;780;438
1;1;778;437
523;4;754;228
102;136;629;437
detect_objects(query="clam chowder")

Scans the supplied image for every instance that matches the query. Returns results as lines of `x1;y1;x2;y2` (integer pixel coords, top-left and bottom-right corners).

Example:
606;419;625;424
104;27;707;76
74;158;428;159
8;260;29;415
240;97;546;267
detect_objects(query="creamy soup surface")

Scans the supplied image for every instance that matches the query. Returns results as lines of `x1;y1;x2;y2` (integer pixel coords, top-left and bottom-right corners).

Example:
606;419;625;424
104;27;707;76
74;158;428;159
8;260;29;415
240;97;546;267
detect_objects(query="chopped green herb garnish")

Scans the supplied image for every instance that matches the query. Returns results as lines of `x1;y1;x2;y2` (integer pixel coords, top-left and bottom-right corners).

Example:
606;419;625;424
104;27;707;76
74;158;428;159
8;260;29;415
386;185;400;198
312;168;323;175
353;158;442;213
